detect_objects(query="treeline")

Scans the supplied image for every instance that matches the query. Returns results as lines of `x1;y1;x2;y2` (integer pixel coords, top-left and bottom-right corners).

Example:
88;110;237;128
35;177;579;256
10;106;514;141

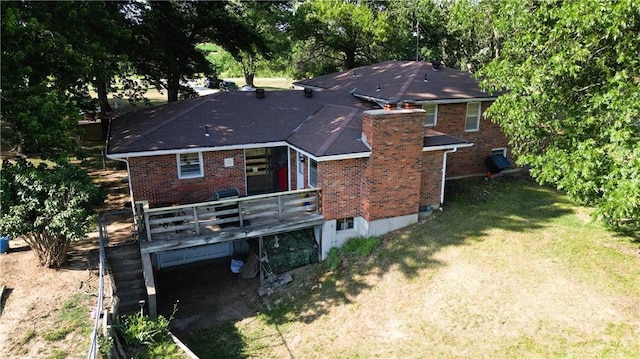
2;0;638;228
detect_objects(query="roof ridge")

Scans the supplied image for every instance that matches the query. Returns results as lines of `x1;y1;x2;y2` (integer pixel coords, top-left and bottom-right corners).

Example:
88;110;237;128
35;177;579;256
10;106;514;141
316;107;360;156
119;97;214;150
393;62;424;102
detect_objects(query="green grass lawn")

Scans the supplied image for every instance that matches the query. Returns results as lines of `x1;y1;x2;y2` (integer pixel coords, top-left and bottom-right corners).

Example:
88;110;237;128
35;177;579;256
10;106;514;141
184;176;640;358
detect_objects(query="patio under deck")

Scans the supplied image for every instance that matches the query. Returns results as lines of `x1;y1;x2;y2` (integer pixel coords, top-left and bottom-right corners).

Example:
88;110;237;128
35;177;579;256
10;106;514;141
136;188;324;255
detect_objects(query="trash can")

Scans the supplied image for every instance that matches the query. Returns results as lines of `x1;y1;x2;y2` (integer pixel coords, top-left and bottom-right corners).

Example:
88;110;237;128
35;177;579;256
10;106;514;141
0;236;9;253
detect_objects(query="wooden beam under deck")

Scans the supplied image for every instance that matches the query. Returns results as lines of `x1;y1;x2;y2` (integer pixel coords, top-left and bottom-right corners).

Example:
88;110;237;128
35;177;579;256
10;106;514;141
140;214;324;254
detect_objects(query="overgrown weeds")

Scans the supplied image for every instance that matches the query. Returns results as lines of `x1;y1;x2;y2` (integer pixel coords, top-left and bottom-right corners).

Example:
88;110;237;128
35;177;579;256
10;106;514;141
326;236;381;272
115;302;184;358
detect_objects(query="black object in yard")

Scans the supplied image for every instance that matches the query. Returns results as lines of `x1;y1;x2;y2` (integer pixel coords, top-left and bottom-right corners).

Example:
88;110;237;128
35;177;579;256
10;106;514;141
485;154;510;180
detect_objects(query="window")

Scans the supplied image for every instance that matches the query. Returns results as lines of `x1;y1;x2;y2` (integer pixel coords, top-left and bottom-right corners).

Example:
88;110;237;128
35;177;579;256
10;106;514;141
491;147;507;157
423;104;437;126
337;217;354;231
177;152;203;178
465;102;481;132
308;159;318;187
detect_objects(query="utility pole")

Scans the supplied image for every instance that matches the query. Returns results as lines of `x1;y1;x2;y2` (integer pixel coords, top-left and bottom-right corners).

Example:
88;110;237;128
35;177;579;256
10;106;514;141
415;20;420;61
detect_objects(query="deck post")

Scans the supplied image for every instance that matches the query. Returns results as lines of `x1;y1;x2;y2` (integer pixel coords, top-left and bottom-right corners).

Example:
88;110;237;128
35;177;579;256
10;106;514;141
142;202;152;242
238;201;244;228
140;253;157;318
258;235;264;284
278;195;283;220
192;206;200;235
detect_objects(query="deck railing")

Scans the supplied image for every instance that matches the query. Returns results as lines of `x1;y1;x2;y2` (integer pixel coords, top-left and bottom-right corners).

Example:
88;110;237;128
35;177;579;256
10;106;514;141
137;188;321;242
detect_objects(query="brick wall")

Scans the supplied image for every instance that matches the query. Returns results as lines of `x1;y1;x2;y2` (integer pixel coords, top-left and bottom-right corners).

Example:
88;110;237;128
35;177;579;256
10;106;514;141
431;101;510;177
361;108;425;221
129;150;246;206
318;158;365;220
420;151;444;207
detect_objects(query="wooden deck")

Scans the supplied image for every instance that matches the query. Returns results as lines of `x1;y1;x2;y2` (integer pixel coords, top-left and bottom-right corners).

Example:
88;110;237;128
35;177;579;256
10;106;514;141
136;188;324;254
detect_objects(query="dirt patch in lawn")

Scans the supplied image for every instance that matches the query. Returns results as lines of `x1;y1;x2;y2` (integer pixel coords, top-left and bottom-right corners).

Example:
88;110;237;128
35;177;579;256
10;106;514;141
0;165;132;358
0;238;99;358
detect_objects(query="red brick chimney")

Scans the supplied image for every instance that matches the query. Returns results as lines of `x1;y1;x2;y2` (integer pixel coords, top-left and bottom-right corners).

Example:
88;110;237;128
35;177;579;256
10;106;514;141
361;108;425;221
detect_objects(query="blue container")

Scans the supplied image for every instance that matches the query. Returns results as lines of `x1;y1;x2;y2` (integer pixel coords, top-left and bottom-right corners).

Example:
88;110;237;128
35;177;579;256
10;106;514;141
0;236;8;253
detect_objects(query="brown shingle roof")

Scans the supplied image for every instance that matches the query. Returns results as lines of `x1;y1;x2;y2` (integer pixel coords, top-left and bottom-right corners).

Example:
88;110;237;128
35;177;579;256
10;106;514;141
108;61;482;157
295;60;494;102
287;104;370;157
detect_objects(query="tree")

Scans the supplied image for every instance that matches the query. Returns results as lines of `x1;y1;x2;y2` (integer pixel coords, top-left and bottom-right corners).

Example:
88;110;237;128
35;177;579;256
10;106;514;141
224;1;288;87
291;0;392;75
0;159;104;267
1;1;133;157
479;0;640;228
443;0;504;72
383;0;447;63
129;1;267;102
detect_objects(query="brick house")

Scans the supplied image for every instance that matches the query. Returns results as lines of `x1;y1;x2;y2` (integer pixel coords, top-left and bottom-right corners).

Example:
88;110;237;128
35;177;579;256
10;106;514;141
107;61;512;312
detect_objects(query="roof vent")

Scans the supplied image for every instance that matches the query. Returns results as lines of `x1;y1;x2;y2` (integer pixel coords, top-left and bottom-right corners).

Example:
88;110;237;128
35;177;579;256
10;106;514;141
304;88;313;98
424;73;428;82
352;69;356;77
376;84;381;92
255;88;265;98
432;60;441;71
204;125;210;137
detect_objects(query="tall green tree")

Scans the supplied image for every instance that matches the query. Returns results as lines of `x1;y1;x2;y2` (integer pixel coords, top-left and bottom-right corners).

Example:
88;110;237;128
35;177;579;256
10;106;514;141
383;0;447;63
443;0;504;72
2;1;87;157
479;0;640;228
223;1;288;86
291;0;392;76
1;1;132;157
129;1;266;102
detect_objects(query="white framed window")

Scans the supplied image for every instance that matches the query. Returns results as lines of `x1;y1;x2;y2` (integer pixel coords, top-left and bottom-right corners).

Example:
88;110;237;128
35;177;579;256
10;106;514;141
337;217;354;231
177;152;204;179
423;104;438;126
465;102;481;132
308;158;318;187
491;147;507;157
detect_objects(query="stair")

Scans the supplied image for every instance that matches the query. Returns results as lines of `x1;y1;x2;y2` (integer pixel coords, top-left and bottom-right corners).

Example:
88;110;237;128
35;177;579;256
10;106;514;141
105;242;148;315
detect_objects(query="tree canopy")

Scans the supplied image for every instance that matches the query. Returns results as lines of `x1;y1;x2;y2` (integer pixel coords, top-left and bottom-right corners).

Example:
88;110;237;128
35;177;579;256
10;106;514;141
479;0;640;228
291;0;392;75
0;159;104;267
128;0;268;102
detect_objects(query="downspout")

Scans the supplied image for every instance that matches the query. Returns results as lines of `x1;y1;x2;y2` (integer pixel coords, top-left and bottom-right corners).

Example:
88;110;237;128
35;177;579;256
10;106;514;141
110;157;135;214
104;118;136;217
440;148;458;207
